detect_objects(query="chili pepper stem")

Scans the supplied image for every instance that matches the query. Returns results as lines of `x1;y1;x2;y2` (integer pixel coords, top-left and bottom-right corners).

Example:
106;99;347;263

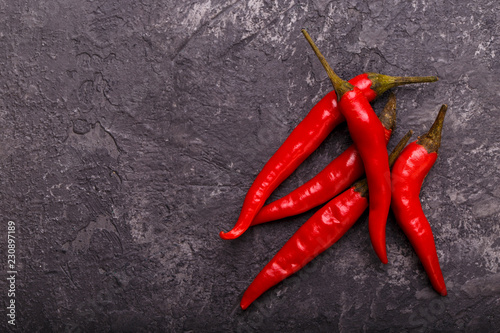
389;130;414;167
367;73;439;96
301;29;352;98
417;104;448;154
379;93;397;132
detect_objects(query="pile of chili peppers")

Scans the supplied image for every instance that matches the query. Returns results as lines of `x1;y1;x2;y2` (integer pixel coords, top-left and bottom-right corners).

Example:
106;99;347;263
220;30;449;310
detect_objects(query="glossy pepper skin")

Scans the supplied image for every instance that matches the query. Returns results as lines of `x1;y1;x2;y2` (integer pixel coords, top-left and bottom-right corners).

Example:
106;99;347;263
251;93;397;226
302;29;391;264
240;131;414;310
219;71;436;240
340;89;391;264
219;90;340;240
391;105;448;296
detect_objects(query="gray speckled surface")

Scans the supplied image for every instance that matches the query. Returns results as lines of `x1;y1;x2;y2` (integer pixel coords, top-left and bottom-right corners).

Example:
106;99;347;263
1;0;499;331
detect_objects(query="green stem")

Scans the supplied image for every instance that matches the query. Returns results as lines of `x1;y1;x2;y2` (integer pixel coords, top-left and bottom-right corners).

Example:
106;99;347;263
367;73;439;96
301;29;352;98
389;130;413;167
378;92;397;132
417;104;448;154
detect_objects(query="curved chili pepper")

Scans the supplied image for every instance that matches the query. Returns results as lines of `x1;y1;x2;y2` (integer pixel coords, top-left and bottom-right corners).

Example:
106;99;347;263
251;93;397;226
302;29;391;264
220;74;437;240
240;131;414;310
391;105;448;296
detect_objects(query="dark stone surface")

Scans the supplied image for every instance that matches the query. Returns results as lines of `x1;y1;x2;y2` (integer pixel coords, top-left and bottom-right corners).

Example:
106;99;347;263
1;0;499;331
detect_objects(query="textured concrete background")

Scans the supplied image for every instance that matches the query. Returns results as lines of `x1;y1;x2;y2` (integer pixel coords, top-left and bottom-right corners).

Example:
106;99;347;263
0;0;499;331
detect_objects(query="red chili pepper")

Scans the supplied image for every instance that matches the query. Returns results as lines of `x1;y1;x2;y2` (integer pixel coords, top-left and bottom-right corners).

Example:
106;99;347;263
220;74;437;240
391;105;448;296
251;93;397;226
240;131;414;310
302;29;392;264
